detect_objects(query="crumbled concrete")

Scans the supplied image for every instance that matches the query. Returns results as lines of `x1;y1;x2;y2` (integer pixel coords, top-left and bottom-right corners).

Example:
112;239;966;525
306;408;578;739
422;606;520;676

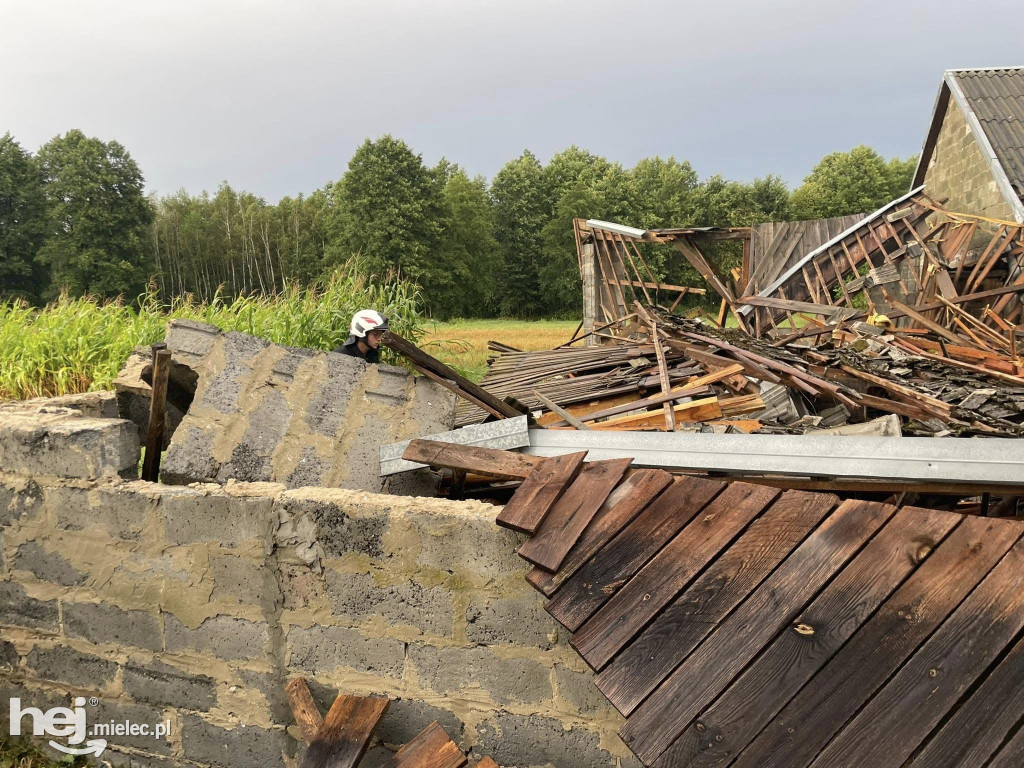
156;320;456;492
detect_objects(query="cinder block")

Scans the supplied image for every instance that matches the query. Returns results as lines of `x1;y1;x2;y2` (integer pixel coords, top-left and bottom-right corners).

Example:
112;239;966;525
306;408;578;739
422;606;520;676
325;571;453;637
161;488;274;549
209;554;270;606
180;714;290;768
64;602;162;652
409;645;551;706
0;581;58;631
412;514;525;584
287;625;404;677
375;698;466;750
26;645;118;688
165;614;270;662
465;594;556;649
90;698;175;755
0;477;43;525
0;412;139;479
0;638;19;669
12;541;85;587
473;712;613;768
554;665;613;717
276;495;386;559
50;482;154;541
215;391;292;483
122;658;217;711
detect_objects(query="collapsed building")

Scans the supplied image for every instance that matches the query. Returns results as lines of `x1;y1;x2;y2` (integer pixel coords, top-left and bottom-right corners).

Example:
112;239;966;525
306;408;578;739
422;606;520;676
3;66;1024;768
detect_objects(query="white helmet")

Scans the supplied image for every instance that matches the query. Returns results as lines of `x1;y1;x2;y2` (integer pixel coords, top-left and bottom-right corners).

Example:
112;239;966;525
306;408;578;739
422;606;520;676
350;309;390;338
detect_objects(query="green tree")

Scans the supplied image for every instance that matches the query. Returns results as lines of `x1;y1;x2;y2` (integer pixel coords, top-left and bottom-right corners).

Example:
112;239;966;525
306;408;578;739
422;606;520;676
330;136;443;285
789;145;918;220
628;156;699;228
431;168;499;318
490;151;549;317
35;130;154;299
0;133;47;302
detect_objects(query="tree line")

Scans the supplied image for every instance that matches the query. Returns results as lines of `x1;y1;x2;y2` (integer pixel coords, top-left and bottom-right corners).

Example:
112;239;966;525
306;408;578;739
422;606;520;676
0;130;916;318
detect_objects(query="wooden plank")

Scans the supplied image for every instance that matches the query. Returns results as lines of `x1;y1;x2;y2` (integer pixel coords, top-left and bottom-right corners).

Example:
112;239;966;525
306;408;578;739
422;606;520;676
388;721;466;768
988;724;1024;768
810;539;1024;768
525;469;674;597
732;515;1024;768
142;345;171;482
495;451;588;535
571;483;781;671
473;759;499;768
596;490;839;716
301;695;390;768
402;440;543;481
545;384;712;429
888;299;972;347
658;505;961;768
584;397;723;430
531;390;592;430
620;498;899;765
286;677;324;743
908;631;1024;767
384;331;522;419
652;328;677;432
544;478;725;631
518;458;633;572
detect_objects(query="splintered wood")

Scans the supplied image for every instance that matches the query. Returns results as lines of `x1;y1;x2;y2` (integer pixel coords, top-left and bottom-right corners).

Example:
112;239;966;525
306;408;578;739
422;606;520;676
286;679;487;768
407;445;1024;768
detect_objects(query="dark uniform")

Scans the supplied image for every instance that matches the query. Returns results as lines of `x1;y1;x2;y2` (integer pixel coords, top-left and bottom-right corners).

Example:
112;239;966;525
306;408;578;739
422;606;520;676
334;334;380;364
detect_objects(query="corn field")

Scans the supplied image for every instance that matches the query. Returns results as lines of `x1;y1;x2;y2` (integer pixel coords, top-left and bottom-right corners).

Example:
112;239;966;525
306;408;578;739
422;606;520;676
0;267;423;401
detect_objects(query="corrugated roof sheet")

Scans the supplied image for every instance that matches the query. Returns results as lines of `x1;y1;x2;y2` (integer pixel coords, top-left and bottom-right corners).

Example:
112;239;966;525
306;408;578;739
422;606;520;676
952;68;1024;201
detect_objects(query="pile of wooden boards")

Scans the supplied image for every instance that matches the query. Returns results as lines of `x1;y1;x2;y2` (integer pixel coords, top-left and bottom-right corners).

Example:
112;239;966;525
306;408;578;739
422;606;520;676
286;677;498;768
406;443;1024;768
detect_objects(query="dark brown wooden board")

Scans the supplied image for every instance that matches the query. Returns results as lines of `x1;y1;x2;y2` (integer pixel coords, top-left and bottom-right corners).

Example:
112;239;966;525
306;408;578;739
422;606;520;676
301;694;390;768
987;724;1024;768
731;515;1024;768
388;720;466;768
526;469;674;596
596;489;837;716
402;440;544;481
383;331;522;419
572;483;782;671
518;458;633;572
655;505;961;768
544;477;725;631
621;498;898;765
496;451;587;534
908;632;1024;767
809;541;1024;768
286;677;325;743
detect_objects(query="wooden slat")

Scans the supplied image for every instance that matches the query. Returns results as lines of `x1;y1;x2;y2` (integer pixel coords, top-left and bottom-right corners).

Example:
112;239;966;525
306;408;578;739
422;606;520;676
987;724;1024;768
732;515;1024;768
809;539;1024;768
908;632;1024;767
571;483;782;671
596;489;837;716
402;440;543;481
389;721;466;768
474;759;499;768
286;677;324;743
518;458;633;572
656;505;961;768
544;478;725;631
526;469;674;597
496;452;588;534
620;498;899;765
301;695;390;768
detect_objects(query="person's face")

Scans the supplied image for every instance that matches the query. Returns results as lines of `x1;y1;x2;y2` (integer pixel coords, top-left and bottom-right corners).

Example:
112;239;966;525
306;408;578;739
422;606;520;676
366;329;384;349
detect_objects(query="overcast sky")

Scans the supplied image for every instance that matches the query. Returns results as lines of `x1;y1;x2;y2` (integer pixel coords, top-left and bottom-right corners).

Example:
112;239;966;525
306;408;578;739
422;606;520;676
2;0;1020;202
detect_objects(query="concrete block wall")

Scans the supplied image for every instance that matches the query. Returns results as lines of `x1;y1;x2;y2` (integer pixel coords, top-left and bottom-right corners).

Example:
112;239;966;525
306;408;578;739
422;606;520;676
0;404;639;768
923;98;1015;223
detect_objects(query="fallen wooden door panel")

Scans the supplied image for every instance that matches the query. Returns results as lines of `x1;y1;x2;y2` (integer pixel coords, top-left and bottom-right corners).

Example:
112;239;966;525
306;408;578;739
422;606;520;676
388;720;467;768
596;489;837;716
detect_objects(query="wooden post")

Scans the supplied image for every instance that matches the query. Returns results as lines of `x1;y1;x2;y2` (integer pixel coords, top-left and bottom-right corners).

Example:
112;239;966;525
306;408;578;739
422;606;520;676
581;243;599;346
142;344;171;482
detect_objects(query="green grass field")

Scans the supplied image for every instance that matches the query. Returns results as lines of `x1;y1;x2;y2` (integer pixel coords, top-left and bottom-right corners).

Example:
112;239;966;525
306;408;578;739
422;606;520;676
422;319;582;381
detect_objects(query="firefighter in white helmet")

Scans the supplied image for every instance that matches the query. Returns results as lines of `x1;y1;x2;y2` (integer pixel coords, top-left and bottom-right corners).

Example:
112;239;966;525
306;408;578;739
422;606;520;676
334;309;390;363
